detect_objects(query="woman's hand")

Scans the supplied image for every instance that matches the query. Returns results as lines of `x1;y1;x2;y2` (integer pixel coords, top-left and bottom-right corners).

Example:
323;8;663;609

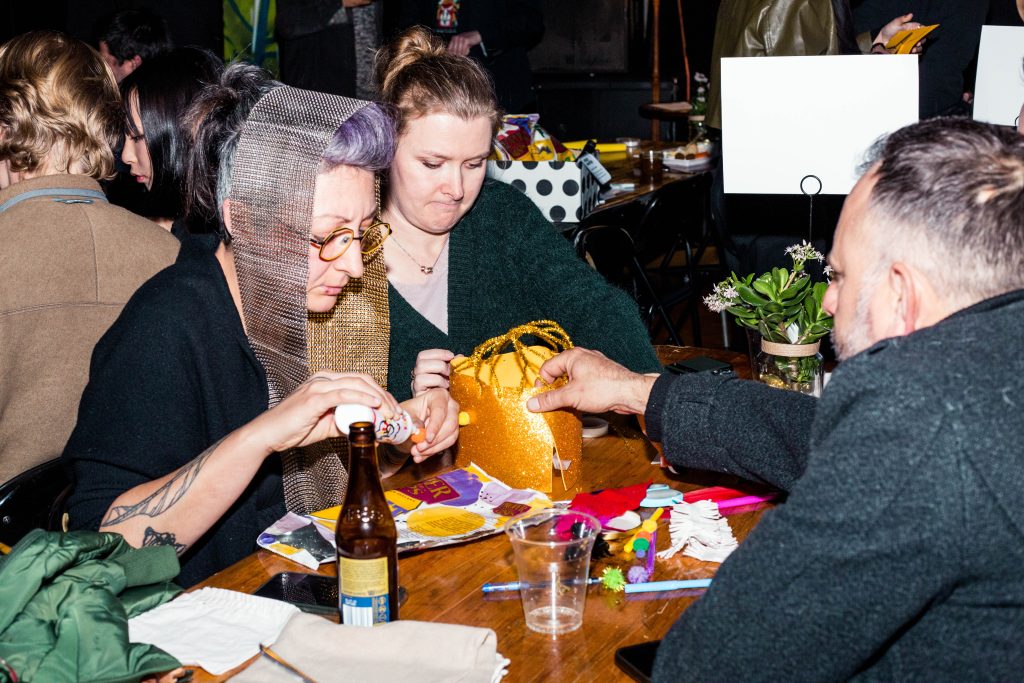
250;372;400;454
402;388;460;462
411;348;458;395
874;13;924;53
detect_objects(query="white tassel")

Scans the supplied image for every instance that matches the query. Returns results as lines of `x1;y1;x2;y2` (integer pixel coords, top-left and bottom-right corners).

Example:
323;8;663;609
657;499;739;563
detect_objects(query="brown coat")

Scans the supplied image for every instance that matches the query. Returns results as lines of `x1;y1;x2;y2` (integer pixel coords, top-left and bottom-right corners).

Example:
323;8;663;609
0;174;179;484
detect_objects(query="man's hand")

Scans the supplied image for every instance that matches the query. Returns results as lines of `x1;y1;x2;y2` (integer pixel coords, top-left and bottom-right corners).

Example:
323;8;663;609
525;347;658;415
447;30;482;57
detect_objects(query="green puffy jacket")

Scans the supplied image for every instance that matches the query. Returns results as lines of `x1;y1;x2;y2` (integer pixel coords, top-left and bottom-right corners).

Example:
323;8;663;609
0;530;182;682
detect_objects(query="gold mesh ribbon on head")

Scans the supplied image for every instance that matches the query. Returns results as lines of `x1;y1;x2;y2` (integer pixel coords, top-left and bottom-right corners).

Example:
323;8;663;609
229;86;390;515
451;321;582;493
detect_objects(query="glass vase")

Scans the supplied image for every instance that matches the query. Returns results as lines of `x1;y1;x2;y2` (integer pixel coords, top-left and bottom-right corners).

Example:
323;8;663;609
755;340;824;397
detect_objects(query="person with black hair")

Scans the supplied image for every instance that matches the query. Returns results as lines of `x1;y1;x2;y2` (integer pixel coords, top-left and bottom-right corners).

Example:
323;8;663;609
95;8;173;82
119;47;223;237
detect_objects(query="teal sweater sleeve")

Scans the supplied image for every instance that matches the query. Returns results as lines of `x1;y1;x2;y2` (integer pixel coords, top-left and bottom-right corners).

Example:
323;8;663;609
388;181;661;400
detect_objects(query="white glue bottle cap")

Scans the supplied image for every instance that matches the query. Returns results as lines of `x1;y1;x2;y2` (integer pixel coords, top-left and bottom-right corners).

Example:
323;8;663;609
334;404;425;445
334;404;376;435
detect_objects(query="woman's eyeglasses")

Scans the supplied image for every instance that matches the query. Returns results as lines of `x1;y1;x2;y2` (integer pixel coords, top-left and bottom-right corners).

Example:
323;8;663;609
309;221;392;262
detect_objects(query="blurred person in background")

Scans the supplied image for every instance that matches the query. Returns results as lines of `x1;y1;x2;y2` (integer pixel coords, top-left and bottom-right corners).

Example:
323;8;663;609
0;32;178;485
276;0;383;100
853;0;987;118
393;0;544;113
119;46;224;237
94;8;173;83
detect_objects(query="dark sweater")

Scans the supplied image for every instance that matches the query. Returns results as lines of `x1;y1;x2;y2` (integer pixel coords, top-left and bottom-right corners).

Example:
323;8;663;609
853;0;987;117
387;180;661;401
63;234;285;587
647;289;1024;680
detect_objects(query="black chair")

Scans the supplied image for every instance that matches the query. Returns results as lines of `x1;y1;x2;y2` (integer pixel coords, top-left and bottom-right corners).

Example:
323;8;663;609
574;216;689;347
578;178;722;346
0;458;72;547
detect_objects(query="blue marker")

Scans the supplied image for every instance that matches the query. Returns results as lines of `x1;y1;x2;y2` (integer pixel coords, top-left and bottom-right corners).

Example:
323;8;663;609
623;578;712;594
482;577;602;593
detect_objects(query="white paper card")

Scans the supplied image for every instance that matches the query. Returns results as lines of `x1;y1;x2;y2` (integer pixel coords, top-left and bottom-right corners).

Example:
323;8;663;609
721;55;919;195
973;25;1024;127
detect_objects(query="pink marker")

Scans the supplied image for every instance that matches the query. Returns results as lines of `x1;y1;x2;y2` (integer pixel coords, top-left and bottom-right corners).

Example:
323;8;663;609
334;404;426;445
716;494;776;511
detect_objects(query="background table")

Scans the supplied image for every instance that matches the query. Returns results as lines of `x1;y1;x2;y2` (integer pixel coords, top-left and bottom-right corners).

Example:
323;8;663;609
191;346;767;682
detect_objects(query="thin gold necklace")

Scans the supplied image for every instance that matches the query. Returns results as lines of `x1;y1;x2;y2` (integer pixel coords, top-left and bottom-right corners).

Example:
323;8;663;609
390;233;449;275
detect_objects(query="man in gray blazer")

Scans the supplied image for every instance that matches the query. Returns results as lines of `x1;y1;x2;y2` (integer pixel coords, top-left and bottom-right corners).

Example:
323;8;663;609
528;117;1024;680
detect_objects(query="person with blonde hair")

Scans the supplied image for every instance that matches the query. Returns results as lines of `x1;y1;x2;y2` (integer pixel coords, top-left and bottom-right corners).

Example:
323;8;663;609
376;27;661;402
0;31;178;485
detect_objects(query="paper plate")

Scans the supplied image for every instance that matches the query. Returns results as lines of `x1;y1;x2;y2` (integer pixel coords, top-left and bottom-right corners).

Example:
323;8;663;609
663;156;713;173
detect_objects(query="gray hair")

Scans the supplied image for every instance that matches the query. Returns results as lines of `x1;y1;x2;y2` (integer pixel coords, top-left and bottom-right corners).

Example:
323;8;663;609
186;62;279;239
861;117;1024;307
185;63;395;241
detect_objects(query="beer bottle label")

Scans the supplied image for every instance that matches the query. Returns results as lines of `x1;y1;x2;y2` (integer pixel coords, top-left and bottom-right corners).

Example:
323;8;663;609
338;556;390;626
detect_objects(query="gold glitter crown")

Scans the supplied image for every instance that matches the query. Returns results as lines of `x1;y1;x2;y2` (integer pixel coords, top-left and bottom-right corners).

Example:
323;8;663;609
451;321;582;493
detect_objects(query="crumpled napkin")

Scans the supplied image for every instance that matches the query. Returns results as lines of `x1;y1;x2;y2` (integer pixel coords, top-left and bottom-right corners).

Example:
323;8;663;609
128;587;299;675
233;612;509;683
657;499;738;563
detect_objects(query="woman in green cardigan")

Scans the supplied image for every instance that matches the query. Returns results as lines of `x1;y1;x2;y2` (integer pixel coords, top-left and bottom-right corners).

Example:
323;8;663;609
375;27;662;401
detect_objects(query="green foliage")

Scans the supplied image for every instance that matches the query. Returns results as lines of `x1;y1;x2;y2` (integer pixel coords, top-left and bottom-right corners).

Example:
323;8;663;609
704;244;833;344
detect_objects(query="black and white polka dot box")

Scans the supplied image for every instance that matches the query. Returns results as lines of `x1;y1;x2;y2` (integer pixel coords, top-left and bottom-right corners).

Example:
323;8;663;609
487;159;601;224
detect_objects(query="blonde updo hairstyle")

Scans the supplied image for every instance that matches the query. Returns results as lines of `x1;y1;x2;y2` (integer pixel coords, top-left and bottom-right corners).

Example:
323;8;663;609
375;26;501;136
0;31;121;180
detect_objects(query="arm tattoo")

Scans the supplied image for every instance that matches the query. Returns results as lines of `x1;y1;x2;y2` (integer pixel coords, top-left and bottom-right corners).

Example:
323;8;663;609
101;437;224;527
142;526;187;555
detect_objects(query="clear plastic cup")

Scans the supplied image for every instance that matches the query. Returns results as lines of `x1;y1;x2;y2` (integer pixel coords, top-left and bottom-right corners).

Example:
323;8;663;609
504;508;600;635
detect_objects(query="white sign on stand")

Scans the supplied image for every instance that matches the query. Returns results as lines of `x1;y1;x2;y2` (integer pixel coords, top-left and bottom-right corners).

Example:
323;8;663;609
721;55;919;195
973;25;1024;127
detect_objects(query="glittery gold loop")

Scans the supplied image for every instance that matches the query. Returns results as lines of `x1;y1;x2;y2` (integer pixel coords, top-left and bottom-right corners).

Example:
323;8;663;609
452;320;574;391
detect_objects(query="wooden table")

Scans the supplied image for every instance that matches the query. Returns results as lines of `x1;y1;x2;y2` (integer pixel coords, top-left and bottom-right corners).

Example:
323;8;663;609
590;140;710;216
192;346;765;682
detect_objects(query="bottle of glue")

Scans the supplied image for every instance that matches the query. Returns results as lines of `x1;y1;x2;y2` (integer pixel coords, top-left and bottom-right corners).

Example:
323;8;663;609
334;404;426;446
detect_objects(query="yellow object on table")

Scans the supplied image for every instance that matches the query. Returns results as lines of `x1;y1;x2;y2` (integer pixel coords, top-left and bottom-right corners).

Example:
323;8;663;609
563;140;628;154
451;321;582;493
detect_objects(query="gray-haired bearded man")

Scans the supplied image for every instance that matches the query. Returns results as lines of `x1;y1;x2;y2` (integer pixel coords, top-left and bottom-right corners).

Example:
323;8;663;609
528;117;1024;680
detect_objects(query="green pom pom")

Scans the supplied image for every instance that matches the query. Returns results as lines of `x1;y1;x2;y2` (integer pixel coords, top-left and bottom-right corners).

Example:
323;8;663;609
600;566;627;592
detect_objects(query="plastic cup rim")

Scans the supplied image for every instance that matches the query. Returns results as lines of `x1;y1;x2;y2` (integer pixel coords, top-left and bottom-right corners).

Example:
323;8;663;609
503;508;600;548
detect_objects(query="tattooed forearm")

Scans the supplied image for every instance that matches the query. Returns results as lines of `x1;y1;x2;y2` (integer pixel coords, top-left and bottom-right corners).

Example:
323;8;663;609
100;437;224;527
142;526;187;555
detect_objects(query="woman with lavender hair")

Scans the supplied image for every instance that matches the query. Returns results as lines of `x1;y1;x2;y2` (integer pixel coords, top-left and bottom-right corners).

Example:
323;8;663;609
63;64;459;586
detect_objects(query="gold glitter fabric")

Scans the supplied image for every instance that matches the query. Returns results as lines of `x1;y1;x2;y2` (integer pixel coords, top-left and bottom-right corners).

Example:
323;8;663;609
302;251;390;513
229;85;383;515
451;321;582;493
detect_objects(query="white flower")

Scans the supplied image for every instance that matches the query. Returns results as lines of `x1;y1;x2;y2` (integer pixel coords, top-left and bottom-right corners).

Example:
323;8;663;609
823;264;834;280
786;322;800;343
703;293;730;313
785;240;824;268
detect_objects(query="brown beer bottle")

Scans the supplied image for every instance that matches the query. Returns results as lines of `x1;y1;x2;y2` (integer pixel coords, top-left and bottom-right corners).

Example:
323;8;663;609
336;421;399;625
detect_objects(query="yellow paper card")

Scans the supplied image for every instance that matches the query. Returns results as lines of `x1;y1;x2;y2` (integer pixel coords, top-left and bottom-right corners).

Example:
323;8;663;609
885;24;938;54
